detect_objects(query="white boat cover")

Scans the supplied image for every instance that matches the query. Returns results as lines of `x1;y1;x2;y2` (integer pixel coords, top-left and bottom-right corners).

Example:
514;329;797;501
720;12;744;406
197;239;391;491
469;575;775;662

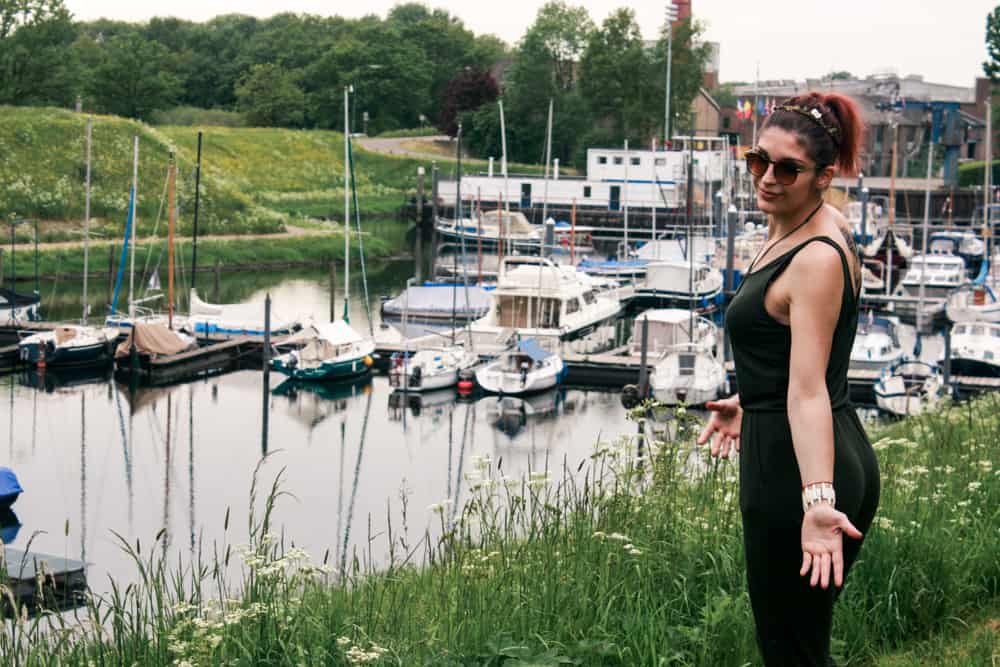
189;290;294;330
480;209;535;234
382;286;492;317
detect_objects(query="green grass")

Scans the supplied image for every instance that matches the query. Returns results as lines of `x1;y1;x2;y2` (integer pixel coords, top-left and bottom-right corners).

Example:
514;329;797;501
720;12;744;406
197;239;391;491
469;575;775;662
3;392;996;665
1;106;560;240
0;106;283;236
375;128;440;138
876;610;999;666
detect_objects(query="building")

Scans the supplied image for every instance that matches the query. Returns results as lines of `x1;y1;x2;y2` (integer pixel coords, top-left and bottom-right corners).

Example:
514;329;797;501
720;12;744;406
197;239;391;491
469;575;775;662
726;74;987;183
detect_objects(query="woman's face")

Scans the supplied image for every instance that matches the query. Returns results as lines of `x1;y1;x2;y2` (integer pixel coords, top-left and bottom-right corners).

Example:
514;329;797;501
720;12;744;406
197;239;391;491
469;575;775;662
752;127;825;217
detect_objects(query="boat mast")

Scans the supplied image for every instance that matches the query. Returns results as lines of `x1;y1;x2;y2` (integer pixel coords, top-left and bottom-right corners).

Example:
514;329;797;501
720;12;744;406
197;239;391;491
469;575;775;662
168;153;176;330
128;134;139;318
499;100;510;257
687;138;695;343
916;121;934;333
191;131;203;293
343;86;351;322
82;117;92;325
541;98;553;227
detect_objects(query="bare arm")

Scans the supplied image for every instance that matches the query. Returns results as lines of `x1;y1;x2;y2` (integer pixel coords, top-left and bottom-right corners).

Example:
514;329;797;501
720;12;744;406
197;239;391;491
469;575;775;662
784;243;843;486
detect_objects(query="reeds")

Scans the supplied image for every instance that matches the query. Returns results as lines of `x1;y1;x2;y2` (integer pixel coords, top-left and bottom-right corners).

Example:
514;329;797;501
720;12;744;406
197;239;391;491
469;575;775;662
1;394;997;665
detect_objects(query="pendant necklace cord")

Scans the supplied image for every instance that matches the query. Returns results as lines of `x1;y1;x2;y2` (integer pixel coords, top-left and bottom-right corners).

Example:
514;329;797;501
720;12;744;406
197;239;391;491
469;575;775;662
747;199;825;274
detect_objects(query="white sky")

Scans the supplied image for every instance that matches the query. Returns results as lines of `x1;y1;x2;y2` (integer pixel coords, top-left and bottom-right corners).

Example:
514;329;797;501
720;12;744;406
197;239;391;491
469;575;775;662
66;0;995;88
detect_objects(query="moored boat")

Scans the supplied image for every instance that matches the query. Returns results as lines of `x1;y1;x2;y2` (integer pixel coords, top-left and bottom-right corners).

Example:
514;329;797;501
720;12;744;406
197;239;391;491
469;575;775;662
649;342;727;406
271;321;374;382
388;345;479;392
18;325;115;367
873;360;948;417
942;321;1000;378
475;338;565;395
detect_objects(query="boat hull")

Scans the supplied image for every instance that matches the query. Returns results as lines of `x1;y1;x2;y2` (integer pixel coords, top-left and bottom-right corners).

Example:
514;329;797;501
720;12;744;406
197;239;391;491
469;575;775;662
947;356;1000;378
271;355;372;382
18;340;112;368
476;358;564;396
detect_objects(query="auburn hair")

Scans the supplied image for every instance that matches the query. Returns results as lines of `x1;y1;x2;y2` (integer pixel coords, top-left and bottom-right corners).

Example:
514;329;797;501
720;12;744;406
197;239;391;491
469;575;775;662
762;92;864;177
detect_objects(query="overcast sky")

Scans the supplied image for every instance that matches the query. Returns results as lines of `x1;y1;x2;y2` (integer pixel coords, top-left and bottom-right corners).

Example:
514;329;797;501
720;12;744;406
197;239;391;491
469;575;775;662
66;0;996;88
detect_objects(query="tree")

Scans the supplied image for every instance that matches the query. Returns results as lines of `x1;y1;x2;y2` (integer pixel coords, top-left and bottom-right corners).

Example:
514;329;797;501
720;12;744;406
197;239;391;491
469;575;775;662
438;66;499;137
88;33;180;119
827;70;853;81
984;6;1000;81
579;8;650;139
235;63;305;127
0;0;78;106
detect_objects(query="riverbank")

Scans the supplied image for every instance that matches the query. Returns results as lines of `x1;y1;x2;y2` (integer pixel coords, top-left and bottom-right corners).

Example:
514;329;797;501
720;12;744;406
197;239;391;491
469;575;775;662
2;394;996;665
0;225;408;282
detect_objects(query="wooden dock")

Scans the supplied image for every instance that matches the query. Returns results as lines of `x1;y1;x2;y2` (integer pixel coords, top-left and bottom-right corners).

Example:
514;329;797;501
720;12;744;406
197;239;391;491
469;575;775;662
1;548;87;612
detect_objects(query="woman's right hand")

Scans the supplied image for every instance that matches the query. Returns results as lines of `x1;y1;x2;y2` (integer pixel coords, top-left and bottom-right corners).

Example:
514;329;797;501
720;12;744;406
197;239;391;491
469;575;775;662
696;394;743;459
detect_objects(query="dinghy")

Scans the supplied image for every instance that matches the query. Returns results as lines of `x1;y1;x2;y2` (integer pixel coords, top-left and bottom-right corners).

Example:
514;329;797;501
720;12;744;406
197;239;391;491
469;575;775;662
388;346;479;392
475;338;564;395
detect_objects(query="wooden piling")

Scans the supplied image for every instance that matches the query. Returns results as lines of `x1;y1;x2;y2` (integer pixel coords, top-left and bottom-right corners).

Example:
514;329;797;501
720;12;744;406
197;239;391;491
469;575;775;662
213;258;221;302
415;166;425;283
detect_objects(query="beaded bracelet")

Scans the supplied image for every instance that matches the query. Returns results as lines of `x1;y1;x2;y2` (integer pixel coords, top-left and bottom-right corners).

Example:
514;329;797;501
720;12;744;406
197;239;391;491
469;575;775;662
801;481;836;512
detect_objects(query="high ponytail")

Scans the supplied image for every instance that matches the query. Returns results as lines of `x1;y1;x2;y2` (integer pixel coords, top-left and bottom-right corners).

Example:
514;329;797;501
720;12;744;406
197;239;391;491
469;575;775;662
762;91;865;177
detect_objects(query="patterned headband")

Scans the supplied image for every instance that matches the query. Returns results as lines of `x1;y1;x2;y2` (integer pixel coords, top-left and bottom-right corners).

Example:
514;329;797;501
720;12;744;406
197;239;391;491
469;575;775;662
773;104;841;146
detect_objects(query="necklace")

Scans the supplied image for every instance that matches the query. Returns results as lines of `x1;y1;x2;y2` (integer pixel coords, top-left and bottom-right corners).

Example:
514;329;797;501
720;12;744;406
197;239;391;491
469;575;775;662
747;199;825;274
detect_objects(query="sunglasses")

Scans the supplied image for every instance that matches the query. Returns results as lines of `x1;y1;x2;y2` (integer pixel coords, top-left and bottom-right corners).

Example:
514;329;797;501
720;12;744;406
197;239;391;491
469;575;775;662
745;149;818;186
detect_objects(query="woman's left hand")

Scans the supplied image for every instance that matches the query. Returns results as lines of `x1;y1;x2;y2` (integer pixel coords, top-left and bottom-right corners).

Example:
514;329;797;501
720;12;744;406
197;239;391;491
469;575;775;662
800;504;863;589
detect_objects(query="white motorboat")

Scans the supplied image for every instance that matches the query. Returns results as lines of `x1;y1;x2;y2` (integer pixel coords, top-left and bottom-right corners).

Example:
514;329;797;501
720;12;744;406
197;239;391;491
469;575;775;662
185;289;302;339
435;210;541;249
466;256;622;354
649;342;727;406
630;309;719;358
388;345;479;392
635;258;724;313
873;360;948;417
928;231;985;277
890;254;966;321
850;313;904;372
942;321;1000;378
946;282;1000;323
475;338;565;395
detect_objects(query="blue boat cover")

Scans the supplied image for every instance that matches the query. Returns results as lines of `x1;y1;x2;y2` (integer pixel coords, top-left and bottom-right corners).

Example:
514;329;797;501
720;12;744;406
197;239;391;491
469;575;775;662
0;467;22;503
0;507;20;544
516;338;552;362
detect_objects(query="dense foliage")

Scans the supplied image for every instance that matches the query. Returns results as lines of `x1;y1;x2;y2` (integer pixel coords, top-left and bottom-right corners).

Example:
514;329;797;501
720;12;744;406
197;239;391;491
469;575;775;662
460;3;710;167
1;0;710;169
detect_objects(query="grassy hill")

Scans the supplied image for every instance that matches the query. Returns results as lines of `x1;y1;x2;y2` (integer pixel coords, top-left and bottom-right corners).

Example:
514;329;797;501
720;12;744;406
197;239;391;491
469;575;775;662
0;106;499;245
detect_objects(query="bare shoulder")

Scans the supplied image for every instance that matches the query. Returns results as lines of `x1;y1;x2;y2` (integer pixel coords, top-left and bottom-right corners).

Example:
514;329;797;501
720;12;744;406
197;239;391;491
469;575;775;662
786;239;846;297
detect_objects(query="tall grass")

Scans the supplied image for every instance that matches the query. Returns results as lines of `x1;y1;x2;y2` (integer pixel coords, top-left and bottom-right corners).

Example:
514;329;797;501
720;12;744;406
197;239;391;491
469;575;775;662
1;395;997;665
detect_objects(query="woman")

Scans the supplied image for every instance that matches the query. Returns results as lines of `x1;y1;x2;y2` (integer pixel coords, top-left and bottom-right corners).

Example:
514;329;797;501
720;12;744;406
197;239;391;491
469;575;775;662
697;92;880;666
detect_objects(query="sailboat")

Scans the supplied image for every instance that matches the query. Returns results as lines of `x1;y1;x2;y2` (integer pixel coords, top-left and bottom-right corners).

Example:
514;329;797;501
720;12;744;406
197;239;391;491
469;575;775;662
20;120;115;368
270;87;374;382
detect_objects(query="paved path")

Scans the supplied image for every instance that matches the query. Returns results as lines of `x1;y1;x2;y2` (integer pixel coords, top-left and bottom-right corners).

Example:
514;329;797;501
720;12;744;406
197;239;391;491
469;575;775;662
356;134;458;160
21;224;343;251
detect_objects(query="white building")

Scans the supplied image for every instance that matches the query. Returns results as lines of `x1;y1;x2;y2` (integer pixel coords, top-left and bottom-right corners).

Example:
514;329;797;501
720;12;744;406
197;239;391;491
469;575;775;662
438;139;736;214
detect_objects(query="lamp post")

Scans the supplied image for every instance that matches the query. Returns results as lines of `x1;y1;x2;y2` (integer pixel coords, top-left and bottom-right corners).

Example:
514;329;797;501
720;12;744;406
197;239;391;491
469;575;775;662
664;2;678;144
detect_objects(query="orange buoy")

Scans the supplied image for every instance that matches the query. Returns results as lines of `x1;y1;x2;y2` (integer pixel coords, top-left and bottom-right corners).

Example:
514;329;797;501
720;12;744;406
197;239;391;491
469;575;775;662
457;379;474;395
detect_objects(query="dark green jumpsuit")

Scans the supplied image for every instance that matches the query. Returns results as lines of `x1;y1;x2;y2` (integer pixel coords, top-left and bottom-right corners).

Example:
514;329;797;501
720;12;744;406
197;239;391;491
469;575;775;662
725;236;881;666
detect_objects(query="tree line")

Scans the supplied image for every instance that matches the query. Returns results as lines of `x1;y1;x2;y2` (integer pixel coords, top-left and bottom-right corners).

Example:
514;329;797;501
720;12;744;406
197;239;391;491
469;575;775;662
0;0;709;167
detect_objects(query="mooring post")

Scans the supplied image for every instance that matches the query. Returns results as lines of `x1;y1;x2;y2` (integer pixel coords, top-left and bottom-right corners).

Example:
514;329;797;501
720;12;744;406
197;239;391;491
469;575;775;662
129;333;139;392
329;260;337;321
107;244;115;300
637;316;650;399
725;204;737;295
214;258;222;302
0;248;4;287
430;162;439;270
942;324;952;388
415;166;425;283
262;293;271;455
